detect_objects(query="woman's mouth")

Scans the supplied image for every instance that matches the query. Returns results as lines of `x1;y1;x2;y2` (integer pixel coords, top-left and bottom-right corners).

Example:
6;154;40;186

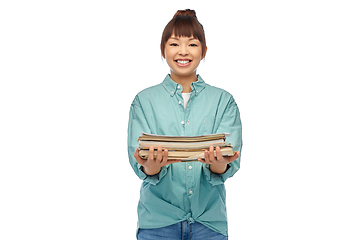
175;59;192;67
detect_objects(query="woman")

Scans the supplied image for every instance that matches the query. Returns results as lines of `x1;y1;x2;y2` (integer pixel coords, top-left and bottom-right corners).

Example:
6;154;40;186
128;9;242;240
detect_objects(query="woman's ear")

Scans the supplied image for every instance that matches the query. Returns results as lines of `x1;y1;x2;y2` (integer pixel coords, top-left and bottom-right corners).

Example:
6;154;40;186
161;43;166;59
202;46;208;60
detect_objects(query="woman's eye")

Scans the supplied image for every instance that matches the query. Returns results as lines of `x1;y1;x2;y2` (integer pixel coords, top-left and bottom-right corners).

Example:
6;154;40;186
189;44;198;47
170;43;178;46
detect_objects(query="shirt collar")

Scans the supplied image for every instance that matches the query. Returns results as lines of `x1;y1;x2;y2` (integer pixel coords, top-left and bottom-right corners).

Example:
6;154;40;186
162;74;206;97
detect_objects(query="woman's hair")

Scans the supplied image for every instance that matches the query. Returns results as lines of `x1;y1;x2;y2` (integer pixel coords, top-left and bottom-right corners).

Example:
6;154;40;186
161;9;206;58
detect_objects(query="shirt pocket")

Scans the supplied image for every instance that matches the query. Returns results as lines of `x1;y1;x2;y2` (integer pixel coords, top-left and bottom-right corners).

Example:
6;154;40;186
199;116;220;134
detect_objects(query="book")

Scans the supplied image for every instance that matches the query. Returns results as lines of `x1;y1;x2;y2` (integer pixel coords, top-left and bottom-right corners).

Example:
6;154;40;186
137;133;235;162
138;132;231;142
139;147;234;161
138;139;227;150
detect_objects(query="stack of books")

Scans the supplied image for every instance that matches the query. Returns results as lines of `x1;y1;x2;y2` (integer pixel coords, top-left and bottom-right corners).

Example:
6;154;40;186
138;133;235;161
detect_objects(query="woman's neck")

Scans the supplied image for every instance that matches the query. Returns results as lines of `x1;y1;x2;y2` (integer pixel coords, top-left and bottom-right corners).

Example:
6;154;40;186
170;72;197;93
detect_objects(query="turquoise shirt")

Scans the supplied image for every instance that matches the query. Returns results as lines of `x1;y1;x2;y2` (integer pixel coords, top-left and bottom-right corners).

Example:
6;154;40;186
127;74;242;237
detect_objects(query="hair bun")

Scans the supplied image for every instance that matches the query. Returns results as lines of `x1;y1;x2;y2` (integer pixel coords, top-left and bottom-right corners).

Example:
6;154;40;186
173;9;197;18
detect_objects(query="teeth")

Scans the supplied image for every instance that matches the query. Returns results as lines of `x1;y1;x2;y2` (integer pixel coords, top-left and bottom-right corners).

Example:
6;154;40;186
177;60;190;64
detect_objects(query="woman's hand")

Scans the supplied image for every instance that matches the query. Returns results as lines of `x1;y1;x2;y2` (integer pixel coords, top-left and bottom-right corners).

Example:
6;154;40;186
198;146;240;174
134;146;181;176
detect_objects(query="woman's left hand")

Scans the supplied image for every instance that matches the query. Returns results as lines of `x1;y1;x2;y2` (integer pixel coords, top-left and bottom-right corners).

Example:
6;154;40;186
198;146;240;174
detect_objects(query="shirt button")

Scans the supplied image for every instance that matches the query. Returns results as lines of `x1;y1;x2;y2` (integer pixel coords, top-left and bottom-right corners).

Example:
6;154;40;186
179;101;181;104
177;85;181;89
181;121;185;125
189;166;192;170
189;190;193;194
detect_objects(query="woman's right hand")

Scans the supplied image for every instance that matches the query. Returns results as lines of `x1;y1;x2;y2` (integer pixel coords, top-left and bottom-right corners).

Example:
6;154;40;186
134;146;181;176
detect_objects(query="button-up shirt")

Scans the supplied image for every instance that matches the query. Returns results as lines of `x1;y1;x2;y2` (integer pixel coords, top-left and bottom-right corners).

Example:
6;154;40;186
127;74;242;237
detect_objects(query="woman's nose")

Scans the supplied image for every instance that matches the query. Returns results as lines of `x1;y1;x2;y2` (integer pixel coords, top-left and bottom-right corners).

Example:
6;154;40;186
179;45;188;55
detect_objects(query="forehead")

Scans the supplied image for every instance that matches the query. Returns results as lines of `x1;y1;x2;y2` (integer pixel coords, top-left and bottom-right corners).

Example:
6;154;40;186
168;34;200;41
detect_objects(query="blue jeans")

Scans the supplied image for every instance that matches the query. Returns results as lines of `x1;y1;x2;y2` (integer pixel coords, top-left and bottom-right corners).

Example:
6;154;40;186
138;221;228;240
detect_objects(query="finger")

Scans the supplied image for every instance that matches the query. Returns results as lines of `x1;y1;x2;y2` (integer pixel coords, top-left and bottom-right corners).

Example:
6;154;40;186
160;148;168;166
156;145;163;163
208;146;215;162
198;158;206;163
204;149;211;164
134;148;146;165
165;159;182;165
162;157;182;166
224;151;240;163
163;148;168;160
215;146;224;161
148;146;155;161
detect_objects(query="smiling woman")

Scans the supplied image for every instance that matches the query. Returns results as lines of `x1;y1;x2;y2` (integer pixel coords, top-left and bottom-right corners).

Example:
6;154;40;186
163;35;205;92
128;9;242;240
160;10;208;92
160;9;207;59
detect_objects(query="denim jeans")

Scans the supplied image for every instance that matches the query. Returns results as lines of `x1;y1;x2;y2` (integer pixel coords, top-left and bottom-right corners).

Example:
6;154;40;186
138;221;228;240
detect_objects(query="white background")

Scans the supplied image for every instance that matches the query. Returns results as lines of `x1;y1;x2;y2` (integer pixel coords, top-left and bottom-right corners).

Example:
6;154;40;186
1;0;359;239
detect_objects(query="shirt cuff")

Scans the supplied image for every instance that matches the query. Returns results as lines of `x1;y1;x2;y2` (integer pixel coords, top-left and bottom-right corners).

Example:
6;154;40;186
202;163;232;186
137;163;169;185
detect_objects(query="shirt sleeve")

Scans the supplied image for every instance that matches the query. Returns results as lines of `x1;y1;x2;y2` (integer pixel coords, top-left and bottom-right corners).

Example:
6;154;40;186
127;95;169;185
202;95;243;186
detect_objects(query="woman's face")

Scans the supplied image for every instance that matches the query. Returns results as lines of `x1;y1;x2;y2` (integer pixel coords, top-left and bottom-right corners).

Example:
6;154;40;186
164;34;205;79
